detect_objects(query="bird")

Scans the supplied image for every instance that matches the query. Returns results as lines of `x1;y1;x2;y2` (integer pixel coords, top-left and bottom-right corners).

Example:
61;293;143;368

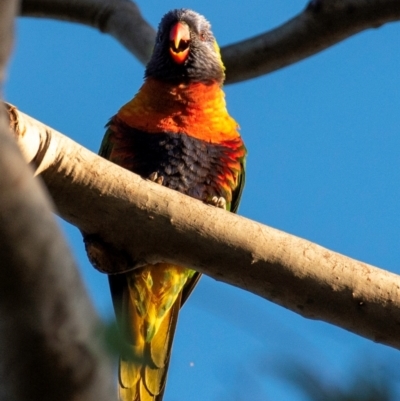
99;9;246;401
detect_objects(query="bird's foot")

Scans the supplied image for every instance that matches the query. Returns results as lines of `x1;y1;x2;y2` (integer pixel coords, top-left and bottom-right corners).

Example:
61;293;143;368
148;171;164;185
208;196;227;210
83;234;137;274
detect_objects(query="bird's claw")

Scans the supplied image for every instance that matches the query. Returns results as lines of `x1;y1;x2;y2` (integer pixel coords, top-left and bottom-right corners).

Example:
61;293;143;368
209;196;227;210
83;234;136;274
148;171;164;185
148;171;158;181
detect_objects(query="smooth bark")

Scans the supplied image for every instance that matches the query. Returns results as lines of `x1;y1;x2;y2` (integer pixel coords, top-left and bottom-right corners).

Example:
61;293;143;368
20;0;155;64
8;104;400;351
0;9;115;395
19;0;400;83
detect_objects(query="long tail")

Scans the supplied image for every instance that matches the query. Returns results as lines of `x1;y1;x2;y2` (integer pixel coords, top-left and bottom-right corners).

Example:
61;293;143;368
109;264;197;401
119;297;180;401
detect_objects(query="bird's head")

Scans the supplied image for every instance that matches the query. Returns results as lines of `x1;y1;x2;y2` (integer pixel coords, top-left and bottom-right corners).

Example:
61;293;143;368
145;9;225;84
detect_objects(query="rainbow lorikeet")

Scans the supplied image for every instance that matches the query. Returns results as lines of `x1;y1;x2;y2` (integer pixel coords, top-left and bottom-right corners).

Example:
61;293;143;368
100;9;246;401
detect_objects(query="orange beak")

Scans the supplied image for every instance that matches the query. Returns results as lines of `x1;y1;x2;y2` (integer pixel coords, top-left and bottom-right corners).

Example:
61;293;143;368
169;21;190;64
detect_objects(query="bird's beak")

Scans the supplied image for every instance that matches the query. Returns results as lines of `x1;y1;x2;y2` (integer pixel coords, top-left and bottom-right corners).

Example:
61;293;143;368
169;21;190;64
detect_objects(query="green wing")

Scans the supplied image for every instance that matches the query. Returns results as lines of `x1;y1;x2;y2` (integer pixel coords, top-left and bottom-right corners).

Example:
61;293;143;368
230;156;246;214
98;125;114;160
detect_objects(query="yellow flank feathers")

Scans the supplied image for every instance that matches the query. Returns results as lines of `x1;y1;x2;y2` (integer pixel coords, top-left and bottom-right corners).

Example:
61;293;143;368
128;264;188;342
117;264;189;401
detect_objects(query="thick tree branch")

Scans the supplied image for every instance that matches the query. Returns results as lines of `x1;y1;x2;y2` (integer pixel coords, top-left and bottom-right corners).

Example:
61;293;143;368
19;0;155;64
8;104;400;351
0;116;116;401
223;0;400;83
19;0;400;83
0;8;115;392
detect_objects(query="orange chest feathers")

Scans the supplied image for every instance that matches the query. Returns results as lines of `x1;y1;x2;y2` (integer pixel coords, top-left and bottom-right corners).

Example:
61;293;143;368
117;78;240;143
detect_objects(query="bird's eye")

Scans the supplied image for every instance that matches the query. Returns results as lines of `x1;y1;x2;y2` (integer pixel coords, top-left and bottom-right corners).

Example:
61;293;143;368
199;31;207;41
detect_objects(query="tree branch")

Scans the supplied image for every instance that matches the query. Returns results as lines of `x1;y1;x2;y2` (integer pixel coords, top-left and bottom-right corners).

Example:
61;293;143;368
0;12;115;393
19;0;400;83
223;0;400;83
19;0;155;64
8;104;400;351
0;117;117;401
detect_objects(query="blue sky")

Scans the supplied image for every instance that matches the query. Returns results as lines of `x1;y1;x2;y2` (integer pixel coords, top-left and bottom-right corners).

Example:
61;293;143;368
6;1;400;400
